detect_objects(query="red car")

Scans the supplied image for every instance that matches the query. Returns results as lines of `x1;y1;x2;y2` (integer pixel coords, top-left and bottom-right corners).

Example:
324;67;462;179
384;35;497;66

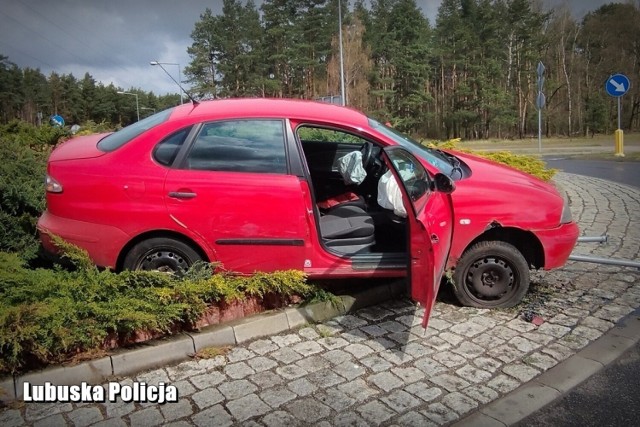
38;99;578;326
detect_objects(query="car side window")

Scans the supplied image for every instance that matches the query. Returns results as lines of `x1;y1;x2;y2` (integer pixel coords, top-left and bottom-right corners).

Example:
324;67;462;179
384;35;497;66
153;126;193;166
297;125;373;173
186;120;287;174
298;127;366;145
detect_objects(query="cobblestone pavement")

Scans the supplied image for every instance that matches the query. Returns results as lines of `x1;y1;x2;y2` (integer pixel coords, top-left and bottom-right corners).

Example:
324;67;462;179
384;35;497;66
2;173;639;427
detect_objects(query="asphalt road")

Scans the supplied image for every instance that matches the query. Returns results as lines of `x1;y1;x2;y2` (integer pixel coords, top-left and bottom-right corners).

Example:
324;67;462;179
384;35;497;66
517;159;640;426
544;157;639;189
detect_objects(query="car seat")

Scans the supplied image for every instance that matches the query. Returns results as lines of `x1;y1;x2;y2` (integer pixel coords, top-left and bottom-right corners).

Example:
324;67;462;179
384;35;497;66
319;205;375;253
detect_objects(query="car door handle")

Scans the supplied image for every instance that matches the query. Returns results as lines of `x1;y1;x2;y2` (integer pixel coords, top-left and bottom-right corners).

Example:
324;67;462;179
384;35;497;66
168;191;197;200
431;234;439;243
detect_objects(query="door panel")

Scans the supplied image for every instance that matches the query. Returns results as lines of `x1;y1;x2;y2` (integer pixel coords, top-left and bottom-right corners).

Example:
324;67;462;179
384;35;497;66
413;192;453;326
164;170;309;272
164;119;309;273
383;148;454;328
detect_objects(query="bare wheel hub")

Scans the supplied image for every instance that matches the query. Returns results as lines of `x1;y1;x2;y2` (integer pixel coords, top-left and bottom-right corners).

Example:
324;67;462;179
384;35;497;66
467;257;514;298
139;250;187;273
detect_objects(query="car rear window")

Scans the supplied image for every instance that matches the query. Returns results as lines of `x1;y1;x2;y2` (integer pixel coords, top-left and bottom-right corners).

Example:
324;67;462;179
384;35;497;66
98;108;174;152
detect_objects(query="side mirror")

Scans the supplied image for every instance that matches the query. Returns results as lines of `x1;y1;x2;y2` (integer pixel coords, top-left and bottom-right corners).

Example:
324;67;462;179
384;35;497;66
433;173;455;194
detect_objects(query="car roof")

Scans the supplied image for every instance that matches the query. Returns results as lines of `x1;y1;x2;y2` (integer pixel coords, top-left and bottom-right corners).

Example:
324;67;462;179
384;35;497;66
169;98;370;126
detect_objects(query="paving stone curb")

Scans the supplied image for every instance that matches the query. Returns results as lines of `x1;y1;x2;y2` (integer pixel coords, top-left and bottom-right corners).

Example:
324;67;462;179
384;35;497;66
0;279;405;403
453;307;640;427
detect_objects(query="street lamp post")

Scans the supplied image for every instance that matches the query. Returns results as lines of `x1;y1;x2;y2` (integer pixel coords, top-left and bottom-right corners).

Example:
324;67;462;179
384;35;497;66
117;91;139;121
338;0;346;106
150;61;183;104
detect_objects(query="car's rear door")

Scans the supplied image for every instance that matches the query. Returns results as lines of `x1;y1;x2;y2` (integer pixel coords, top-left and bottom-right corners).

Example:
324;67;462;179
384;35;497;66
163;119;309;273
384;147;454;328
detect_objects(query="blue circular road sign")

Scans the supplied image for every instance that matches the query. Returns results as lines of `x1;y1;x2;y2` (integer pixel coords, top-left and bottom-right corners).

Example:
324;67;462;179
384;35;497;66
605;74;630;97
49;115;65;127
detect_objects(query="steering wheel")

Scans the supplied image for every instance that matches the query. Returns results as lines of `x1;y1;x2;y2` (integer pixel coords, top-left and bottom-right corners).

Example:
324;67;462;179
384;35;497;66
360;142;373;170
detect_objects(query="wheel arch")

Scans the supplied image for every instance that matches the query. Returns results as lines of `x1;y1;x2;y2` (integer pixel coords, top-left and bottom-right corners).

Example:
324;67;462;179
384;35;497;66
460;226;545;270
116;230;210;271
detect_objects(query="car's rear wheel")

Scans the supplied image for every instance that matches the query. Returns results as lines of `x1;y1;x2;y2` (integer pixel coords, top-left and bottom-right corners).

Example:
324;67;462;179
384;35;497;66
123;237;202;274
452;240;530;308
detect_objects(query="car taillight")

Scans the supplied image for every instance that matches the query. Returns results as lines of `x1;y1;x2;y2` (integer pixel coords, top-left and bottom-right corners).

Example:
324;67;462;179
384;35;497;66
45;175;63;193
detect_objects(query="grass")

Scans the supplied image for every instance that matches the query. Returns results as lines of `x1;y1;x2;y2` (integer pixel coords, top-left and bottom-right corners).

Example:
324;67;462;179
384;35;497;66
315;325;336;338
449;133;640;161
304;288;345;309
192;346;231;360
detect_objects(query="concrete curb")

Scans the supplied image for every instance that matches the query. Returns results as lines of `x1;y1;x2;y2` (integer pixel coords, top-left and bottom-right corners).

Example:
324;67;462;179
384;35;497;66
453;308;640;426
0;279;406;403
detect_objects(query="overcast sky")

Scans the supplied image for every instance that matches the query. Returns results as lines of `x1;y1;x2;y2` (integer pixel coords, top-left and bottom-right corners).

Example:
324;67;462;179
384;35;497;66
0;0;617;96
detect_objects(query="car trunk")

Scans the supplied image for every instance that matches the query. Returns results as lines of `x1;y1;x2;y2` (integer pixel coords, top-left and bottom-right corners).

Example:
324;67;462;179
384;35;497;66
48;133;109;162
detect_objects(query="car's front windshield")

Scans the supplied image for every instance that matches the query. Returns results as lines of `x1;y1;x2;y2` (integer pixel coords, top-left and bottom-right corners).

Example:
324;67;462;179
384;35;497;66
368;118;455;176
98;108;175;152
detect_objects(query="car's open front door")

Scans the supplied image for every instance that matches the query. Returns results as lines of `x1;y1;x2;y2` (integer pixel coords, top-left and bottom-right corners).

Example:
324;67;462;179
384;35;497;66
383;147;455;328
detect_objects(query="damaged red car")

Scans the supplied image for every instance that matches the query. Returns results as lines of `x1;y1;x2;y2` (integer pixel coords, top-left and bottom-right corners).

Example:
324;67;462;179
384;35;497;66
38;99;579;327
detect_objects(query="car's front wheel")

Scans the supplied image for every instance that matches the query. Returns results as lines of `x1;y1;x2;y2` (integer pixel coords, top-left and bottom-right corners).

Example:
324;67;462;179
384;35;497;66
452;240;530;308
123;237;202;274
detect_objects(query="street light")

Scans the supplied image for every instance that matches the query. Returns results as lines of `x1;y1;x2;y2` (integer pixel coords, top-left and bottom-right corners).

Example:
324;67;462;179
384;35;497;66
338;0;346;106
117;91;139;121
150;61;183;104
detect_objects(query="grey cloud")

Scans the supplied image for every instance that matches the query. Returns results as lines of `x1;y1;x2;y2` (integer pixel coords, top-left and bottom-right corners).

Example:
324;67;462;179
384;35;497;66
0;0;612;95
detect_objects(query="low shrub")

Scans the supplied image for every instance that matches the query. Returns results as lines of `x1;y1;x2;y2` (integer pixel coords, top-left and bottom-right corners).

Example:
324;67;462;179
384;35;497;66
0;120;68;149
74;120;115;136
0;138;48;260
426;138;557;181
479;151;557;181
0;239;317;375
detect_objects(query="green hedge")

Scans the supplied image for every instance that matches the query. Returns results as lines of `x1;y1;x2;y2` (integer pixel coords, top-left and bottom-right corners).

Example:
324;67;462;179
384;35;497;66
479;151;557;181
0;134;50;261
0;239;314;375
426;138;557;181
0;120;68;147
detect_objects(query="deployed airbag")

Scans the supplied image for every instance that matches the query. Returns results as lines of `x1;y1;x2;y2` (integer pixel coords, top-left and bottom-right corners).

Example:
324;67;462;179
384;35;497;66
337;151;366;185
377;170;407;217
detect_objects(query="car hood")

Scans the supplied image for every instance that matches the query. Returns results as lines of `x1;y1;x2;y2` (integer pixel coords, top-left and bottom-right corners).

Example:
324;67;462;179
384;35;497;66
49;133;110;162
446;150;565;226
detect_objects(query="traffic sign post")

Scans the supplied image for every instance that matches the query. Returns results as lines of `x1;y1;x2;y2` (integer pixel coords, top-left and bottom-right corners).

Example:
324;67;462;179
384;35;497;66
605;73;630;157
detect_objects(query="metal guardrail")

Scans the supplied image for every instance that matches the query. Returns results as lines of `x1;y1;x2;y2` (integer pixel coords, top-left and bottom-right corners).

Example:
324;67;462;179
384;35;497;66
570;235;640;270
